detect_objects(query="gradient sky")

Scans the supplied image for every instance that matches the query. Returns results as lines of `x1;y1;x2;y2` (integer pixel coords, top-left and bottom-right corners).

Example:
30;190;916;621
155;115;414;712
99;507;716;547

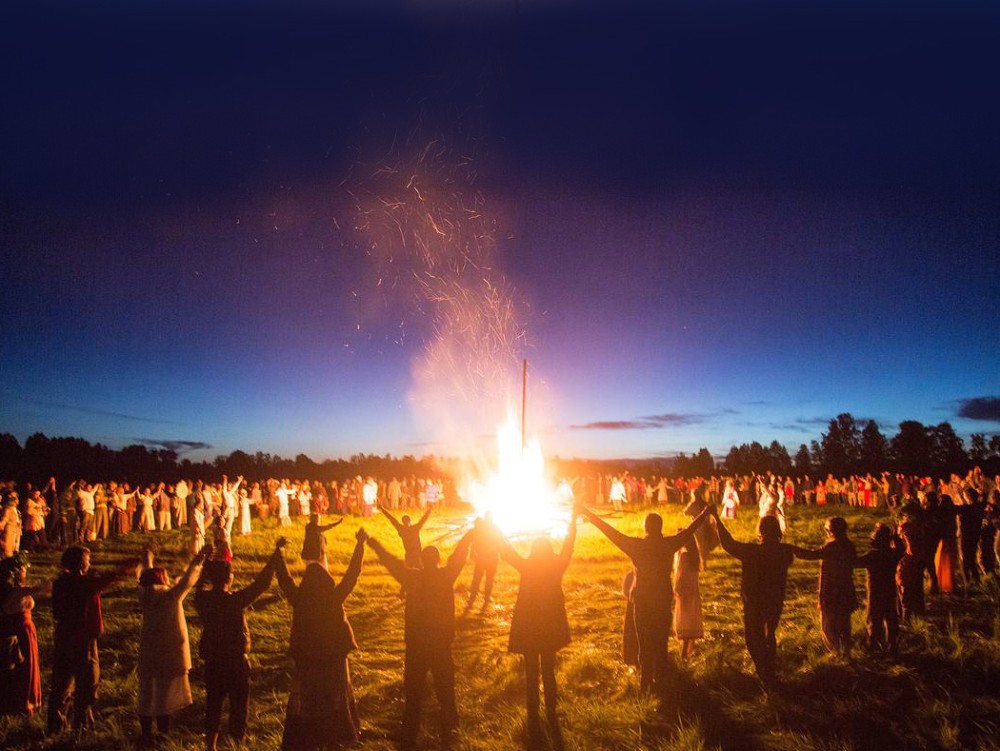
2;1;999;463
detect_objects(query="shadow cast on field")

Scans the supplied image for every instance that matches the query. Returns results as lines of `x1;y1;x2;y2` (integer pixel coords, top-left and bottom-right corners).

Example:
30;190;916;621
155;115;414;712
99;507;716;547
645;666;768;751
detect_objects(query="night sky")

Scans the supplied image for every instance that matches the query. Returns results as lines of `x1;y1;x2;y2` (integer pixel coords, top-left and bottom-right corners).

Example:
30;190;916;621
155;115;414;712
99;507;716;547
2;0;999;462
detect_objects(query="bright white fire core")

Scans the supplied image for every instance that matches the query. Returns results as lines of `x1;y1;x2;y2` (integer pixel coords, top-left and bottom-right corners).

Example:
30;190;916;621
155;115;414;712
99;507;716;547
461;412;571;538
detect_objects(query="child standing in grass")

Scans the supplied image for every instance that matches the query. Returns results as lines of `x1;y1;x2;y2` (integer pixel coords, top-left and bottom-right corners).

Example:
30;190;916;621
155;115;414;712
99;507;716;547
672;534;703;662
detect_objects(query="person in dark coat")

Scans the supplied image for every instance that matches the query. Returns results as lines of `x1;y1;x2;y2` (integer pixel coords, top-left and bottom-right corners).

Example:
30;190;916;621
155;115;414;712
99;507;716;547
580;505;711;697
712;509;802;693
277;529;367;751
463;513;503;614
502;517;577;749
194;540;282;751
46;546;138;735
367;530;473;751
795;517;858;655
853;523;905;653
301;512;343;568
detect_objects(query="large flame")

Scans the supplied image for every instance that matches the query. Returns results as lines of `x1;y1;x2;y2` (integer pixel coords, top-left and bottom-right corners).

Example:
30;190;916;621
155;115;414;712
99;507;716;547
462;411;571;537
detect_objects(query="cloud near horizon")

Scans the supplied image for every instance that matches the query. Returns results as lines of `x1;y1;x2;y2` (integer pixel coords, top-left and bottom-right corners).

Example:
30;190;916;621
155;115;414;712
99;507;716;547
133;439;213;454
956;397;1000;422
5;393;183;426
570;411;726;431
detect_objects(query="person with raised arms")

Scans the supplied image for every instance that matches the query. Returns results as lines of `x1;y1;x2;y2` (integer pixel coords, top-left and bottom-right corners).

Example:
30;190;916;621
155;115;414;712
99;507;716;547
367;528;473;751
579;505;711;697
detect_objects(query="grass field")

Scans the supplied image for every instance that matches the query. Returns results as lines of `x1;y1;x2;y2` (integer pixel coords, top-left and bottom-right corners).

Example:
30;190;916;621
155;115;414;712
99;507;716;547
3;505;999;751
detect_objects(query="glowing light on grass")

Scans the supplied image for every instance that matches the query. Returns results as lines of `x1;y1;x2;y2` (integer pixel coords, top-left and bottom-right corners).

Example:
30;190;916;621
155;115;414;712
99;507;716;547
462;410;570;537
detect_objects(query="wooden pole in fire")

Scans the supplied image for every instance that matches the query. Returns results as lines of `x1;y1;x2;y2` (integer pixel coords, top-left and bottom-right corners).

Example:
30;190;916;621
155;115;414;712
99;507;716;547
521;359;527;452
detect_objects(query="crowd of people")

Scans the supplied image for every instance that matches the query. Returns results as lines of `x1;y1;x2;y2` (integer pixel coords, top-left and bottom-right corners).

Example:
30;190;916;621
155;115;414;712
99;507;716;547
0;475;450;558
0;466;998;750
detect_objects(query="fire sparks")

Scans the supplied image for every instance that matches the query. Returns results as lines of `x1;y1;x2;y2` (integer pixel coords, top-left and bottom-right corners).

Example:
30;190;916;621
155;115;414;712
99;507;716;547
461;411;570;538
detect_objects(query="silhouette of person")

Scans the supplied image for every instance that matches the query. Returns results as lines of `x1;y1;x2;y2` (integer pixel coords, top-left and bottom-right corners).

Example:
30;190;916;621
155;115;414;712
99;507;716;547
795;517;858;655
194;540;282;751
464;514;503;614
712;508;800;694
380;505;432;567
47;546;138;734
853;523;905;653
367;530;473;751
277;529;367;750
301;512;343;568
896;521;926;621
581;505;711;696
502;517;577;749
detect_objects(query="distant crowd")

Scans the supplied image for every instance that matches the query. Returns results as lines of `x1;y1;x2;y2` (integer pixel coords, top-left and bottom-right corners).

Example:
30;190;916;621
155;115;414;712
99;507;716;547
0;475;452;557
0;467;999;751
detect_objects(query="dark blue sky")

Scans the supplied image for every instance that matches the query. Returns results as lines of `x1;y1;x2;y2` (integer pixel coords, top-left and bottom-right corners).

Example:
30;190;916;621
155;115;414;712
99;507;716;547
2;1;999;461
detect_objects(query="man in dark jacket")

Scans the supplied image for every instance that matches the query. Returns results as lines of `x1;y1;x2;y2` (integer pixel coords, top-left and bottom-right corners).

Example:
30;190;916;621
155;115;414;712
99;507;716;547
712;509;801;693
47;546;138;735
194;539;284;751
368;530;472;751
581;506;710;697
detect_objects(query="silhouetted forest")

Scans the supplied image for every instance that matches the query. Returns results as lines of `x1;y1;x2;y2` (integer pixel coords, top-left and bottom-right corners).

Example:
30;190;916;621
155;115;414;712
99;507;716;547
1;413;997;484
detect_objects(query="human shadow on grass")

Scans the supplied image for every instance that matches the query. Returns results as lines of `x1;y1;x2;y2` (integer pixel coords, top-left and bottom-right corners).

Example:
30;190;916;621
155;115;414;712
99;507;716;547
640;665;768;751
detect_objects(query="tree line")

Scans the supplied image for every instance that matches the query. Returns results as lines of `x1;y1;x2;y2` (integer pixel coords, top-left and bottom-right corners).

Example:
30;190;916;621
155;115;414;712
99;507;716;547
1;413;997;485
717;414;1000;477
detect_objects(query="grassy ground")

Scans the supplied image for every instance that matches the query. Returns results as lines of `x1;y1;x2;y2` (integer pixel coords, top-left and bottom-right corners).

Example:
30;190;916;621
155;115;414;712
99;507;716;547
3;505;999;751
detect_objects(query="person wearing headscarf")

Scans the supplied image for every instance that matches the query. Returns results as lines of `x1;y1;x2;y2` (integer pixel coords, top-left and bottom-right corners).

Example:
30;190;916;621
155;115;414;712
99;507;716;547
502;516;577;749
276;528;367;750
135;545;209;747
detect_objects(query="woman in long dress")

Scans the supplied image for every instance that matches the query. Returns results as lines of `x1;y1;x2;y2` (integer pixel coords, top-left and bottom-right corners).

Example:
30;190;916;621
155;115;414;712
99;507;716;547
672;535;703;662
276;528;367;750
138;487;157;532
136;546;208;746
0;553;49;717
238;488;252;537
1;495;21;558
502;516;577;750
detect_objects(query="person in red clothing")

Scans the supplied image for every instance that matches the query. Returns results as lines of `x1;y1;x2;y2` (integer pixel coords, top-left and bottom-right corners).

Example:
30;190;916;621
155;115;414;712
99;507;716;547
47;545;138;735
0;552;50;717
